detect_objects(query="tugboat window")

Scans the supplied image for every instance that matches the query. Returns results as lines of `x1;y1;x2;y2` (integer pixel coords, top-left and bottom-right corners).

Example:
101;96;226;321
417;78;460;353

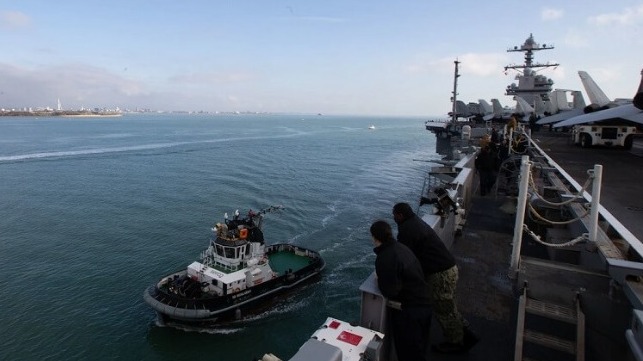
225;246;235;258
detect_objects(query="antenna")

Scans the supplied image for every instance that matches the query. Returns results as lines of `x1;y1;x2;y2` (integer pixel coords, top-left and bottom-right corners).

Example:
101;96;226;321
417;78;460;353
451;60;460;124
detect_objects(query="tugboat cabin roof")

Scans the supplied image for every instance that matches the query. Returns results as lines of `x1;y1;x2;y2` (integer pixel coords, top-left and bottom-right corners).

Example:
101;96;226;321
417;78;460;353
214;238;249;247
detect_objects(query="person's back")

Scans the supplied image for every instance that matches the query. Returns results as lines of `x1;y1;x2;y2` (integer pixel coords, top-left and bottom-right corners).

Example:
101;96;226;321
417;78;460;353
395;212;455;276
392;202;479;354
370;220;432;361
475;146;495;171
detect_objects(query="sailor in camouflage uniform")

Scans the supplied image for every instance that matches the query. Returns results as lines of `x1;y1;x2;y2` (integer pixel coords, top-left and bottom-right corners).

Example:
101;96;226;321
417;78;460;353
393;202;479;354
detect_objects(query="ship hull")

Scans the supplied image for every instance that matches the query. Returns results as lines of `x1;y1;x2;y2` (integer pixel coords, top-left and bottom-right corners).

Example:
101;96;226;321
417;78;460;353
143;244;325;324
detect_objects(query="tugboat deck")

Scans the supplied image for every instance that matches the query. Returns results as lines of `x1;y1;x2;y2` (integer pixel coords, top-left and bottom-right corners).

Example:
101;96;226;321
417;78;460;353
269;251;314;275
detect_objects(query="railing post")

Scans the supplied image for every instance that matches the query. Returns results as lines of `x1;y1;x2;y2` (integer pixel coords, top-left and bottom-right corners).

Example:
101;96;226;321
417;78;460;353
510;155;531;277
508;128;514;155
589;164;603;243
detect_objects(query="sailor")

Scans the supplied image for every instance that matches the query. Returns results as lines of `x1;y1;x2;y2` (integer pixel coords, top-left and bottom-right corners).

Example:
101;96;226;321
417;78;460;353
475;145;496;196
507;114;518;133
370;220;432;361
479;133;491;149
392;202;479;354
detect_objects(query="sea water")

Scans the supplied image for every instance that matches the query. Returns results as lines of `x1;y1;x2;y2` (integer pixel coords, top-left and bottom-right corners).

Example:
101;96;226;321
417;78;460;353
0;113;438;361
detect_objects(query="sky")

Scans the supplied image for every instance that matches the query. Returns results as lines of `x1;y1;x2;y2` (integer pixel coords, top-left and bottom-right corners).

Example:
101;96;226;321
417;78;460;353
0;0;642;116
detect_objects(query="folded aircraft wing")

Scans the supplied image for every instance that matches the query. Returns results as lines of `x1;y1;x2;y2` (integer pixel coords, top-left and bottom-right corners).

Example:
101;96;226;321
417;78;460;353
553;104;643;127
537;108;585;125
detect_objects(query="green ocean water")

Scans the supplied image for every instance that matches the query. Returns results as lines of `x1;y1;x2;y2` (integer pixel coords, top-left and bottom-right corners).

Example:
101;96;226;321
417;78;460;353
0;113;438;361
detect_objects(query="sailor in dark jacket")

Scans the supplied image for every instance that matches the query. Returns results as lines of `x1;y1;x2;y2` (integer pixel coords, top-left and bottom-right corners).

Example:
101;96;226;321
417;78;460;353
475;145;496;196
392;202;479;354
370;220;432;361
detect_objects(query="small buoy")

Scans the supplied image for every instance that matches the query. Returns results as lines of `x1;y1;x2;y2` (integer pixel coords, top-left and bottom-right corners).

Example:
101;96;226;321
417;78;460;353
235;308;242;320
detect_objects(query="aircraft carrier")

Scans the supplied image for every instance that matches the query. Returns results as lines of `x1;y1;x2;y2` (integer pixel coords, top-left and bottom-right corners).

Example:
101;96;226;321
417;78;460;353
258;35;643;361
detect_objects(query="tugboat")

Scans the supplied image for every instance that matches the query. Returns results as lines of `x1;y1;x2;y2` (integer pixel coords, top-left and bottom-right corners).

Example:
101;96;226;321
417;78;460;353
143;205;326;324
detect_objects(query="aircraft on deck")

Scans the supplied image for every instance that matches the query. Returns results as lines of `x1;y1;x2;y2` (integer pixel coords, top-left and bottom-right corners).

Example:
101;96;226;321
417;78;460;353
515;96;536;116
537;70;638;127
491;98;516;120
537;89;587;126
553;69;643;128
578;70;632;111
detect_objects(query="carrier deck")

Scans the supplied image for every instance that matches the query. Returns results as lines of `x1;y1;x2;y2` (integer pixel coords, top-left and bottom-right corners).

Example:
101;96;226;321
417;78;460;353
262;129;643;361
426;130;643;361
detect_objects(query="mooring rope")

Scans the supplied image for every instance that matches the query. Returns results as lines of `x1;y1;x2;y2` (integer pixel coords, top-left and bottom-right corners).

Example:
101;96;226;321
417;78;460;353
523;224;588;247
527;200;590;225
528;169;592;207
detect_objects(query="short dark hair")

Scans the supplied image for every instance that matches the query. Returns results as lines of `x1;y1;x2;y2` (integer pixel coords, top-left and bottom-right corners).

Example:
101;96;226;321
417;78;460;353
370;220;394;243
393;202;415;219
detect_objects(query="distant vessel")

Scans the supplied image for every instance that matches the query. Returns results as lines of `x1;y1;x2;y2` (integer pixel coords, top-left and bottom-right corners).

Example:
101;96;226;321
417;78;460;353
143;205;325;324
368;125;376;130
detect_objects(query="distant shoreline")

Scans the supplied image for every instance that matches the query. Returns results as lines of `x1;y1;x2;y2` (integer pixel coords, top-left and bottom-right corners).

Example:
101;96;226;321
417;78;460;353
0;111;122;117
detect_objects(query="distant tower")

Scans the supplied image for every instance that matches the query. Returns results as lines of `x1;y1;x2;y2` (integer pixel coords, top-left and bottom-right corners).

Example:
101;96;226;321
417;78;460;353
504;34;558;105
57;98;62;111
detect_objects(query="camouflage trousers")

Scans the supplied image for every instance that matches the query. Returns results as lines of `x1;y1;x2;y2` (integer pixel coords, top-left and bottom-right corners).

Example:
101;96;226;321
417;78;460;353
427;265;468;344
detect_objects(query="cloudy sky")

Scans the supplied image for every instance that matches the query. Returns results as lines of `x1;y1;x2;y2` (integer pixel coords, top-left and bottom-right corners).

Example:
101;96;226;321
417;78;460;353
1;0;642;116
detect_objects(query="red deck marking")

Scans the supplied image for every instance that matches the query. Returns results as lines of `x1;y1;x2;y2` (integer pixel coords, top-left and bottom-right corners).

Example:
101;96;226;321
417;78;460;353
328;320;341;329
337;331;363;346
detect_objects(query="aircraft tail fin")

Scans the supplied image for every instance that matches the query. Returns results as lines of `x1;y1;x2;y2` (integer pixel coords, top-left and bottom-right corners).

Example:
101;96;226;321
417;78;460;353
543;99;556;115
571;90;586;109
534;98;546;115
454;100;470;117
515;96;535;115
478;99;493;115
578;71;611;107
491;99;503;117
634;69;643;110
552;90;571;111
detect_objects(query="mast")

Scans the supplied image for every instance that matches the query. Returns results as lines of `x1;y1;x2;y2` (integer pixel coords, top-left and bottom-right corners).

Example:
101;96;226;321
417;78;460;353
451;60;460;124
504;33;559;74
504;34;558;105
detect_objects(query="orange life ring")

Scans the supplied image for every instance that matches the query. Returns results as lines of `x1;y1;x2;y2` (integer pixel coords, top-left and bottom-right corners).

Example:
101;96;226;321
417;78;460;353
239;228;248;239
234;288;240;293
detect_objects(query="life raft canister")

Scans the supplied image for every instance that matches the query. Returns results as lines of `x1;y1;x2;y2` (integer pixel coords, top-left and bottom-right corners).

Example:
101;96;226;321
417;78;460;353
239;228;248;239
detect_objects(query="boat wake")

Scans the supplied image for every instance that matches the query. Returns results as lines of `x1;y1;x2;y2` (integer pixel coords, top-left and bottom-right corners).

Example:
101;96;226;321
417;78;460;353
0;130;314;163
321;201;340;227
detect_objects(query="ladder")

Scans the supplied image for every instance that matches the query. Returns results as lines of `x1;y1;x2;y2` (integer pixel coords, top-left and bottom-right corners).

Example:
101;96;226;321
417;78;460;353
514;286;585;361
